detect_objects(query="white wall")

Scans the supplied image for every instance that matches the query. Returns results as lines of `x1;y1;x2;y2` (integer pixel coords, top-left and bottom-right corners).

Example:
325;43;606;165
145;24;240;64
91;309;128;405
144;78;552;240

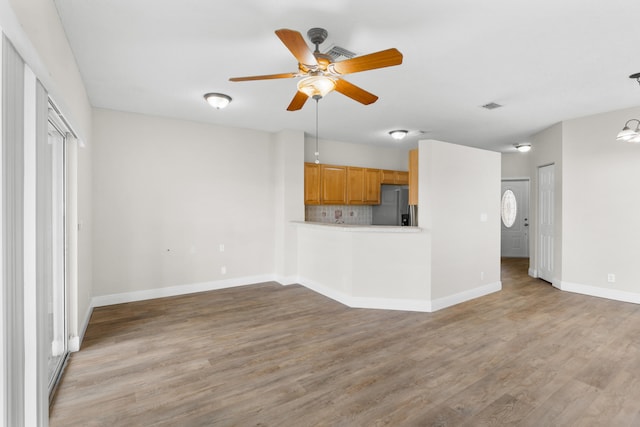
502;152;531;178
420;140;502;301
6;0;91;140
92;109;280;297
304;136;409;170
561;106;640;300
296;224;431;310
528;122;563;281
273;130;305;284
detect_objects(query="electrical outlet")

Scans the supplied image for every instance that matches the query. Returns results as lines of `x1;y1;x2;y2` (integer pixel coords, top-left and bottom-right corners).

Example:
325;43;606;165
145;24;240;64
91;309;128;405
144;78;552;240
221;266;227;275
219;243;225;252
480;271;485;280
607;273;615;283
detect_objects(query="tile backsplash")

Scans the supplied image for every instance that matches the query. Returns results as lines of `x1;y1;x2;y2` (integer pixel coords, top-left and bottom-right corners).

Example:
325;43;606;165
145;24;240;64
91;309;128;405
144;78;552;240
305;205;372;225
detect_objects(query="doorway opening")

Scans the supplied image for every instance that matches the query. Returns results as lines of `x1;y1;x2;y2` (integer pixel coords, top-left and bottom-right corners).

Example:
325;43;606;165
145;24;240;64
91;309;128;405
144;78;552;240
501;179;530;258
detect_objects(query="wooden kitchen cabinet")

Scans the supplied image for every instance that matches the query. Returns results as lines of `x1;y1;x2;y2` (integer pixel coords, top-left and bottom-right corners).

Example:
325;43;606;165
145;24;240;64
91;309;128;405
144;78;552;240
347;167;365;204
364;168;381;204
304;162;383;205
408;149;418;205
348;167;380;205
395;171;409;185
321;164;347;204
304;163;321;205
380;169;409;185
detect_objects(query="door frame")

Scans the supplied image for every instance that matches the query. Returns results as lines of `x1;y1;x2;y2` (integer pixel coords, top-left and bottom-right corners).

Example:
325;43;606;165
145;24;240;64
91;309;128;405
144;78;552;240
500;178;530;258
537;164;555;284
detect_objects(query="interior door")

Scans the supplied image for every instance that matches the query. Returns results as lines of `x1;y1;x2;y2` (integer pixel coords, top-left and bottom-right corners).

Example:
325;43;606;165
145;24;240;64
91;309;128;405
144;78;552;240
501;179;530;257
538;164;554;283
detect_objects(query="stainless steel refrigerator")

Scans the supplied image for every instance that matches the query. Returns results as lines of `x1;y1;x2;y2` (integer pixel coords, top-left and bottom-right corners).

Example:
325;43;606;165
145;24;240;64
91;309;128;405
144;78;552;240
372;185;409;225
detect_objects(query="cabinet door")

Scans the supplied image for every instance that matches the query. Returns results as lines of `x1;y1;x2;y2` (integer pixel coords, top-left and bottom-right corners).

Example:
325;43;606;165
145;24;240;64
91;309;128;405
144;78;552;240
321;165;347;204
347;167;365;205
395;171;409;185
380;169;396;184
364;168;381;204
408;149;419;205
304;163;321;204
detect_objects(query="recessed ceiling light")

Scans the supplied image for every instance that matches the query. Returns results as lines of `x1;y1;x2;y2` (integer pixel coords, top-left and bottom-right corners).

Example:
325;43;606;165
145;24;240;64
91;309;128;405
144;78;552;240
204;93;232;109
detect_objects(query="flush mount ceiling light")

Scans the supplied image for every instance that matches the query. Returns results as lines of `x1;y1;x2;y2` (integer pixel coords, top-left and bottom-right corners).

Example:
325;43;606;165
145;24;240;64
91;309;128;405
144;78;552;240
616;74;640;143
389;130;408;140
204;93;232;109
297;75;337;99
514;143;532;152
617;119;640;143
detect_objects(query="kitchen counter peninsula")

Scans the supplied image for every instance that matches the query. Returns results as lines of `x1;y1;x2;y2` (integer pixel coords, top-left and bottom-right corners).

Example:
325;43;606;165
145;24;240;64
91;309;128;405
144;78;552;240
293;221;422;233
292;220;431;312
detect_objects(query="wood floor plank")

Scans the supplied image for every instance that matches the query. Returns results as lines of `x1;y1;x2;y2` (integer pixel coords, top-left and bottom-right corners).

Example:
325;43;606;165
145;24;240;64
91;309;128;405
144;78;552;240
50;259;640;426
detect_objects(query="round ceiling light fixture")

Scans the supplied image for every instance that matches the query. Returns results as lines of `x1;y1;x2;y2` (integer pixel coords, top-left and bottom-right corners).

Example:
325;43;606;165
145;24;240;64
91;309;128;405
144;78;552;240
389;130;408;141
514;143;532;152
204;93;232;109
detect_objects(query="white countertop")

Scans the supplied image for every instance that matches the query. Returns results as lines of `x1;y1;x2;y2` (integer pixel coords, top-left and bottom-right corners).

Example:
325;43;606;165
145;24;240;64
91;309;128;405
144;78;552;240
291;221;422;233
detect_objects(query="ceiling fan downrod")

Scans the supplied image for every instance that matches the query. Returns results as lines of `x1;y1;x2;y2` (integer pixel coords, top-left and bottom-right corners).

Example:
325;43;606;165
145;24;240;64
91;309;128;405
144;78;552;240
307;27;328;53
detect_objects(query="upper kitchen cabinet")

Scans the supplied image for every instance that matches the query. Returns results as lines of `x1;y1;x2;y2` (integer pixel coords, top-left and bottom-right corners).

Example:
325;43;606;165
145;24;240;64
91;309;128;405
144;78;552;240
347;167;365;205
396;171;409;185
364;168;381;204
348;167;381;205
408;149;418;205
380;169;409;185
321;164;347;204
304;163;321;205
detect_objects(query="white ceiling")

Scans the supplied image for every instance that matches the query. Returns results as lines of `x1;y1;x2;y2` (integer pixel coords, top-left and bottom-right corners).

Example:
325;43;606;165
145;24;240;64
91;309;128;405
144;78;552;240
53;0;640;152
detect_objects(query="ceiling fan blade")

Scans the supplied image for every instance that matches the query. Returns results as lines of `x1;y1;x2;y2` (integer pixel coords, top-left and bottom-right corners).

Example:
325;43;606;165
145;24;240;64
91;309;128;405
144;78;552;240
334;79;378;105
229;72;297;82
275;29;318;67
331;48;403;75
287;91;310;111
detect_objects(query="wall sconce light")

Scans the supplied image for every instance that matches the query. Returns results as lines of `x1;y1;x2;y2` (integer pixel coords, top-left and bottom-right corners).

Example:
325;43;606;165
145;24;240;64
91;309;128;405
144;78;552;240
389;130;408;140
204;93;232;109
617;119;640;143
514;143;532;152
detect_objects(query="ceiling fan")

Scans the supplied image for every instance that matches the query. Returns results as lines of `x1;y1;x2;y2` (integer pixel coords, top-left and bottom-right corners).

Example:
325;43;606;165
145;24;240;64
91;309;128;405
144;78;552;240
229;28;403;111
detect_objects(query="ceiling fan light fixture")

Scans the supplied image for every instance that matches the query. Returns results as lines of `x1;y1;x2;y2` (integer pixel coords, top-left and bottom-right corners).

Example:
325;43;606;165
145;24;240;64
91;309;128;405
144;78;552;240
514;143;532;153
297;76;336;98
204;93;232;109
389;130;408;140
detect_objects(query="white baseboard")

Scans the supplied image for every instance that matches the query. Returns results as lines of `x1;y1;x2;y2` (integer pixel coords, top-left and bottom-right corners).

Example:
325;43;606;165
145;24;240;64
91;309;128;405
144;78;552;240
274;275;298;286
298;277;501;313
298;276;432;312
558;281;640;305
69;301;94;352
430;281;502;312
528;268;538;278
91;274;277;307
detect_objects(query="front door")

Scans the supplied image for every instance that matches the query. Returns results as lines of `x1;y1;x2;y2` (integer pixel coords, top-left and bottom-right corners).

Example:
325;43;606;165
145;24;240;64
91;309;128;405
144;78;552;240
501;179;529;257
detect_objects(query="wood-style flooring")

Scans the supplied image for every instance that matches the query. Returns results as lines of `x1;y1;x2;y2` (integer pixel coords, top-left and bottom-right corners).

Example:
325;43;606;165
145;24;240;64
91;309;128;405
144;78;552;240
50;258;640;426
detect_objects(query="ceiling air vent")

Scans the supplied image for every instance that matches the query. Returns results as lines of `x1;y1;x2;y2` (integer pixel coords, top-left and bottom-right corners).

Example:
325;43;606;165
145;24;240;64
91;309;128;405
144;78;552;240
325;45;357;60
481;102;503;110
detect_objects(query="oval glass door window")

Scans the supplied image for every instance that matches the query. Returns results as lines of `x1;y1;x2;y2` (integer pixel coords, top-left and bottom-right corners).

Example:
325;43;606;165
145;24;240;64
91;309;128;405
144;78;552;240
501;189;517;228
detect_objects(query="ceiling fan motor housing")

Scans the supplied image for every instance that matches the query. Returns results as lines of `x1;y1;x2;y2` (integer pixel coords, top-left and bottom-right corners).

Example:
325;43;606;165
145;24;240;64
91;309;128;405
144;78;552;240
307;28;328;47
